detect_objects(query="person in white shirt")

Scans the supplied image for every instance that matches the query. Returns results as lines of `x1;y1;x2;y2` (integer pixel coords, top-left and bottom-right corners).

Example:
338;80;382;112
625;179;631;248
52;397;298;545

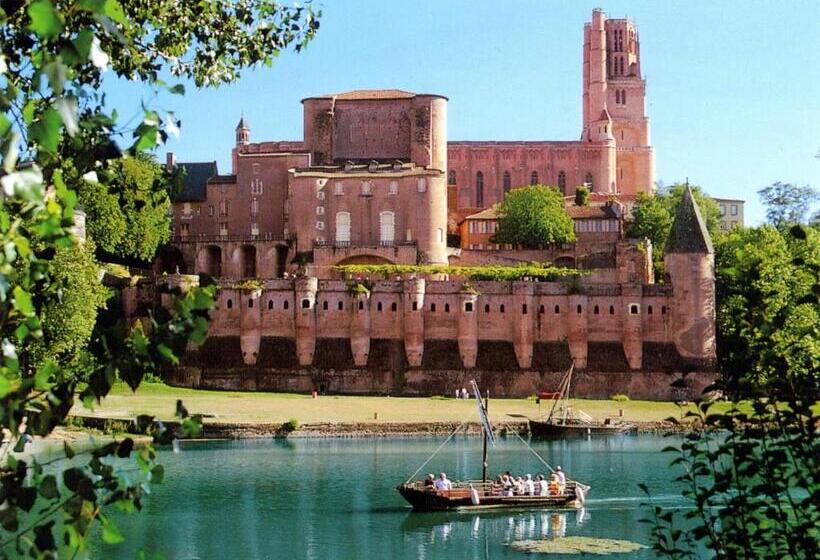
524;474;535;495
536;475;549;496
556;466;566;492
434;472;452;491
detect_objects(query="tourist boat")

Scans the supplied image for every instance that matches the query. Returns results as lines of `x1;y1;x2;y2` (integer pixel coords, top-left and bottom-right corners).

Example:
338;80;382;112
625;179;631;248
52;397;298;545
397;380;589;511
528;365;636;438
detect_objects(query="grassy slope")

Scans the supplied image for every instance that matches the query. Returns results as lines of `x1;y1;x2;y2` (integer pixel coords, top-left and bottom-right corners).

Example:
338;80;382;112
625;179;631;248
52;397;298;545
71;383;702;425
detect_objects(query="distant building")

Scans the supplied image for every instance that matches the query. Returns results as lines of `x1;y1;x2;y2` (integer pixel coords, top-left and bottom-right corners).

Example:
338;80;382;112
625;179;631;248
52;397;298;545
713;198;745;230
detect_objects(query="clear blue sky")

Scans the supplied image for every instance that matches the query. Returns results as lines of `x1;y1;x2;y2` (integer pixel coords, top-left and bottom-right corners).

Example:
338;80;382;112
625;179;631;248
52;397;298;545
104;0;820;225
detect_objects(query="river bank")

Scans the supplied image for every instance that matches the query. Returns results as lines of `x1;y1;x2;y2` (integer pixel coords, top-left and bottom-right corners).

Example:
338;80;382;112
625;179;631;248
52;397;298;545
68;415;689;439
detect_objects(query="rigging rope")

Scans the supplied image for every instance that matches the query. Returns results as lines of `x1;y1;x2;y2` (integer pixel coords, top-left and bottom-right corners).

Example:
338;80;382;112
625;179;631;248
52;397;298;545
404;422;467;484
512;429;590;488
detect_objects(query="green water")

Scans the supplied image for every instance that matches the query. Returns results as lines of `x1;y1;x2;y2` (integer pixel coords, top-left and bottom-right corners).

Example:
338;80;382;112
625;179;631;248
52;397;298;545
90;435;688;559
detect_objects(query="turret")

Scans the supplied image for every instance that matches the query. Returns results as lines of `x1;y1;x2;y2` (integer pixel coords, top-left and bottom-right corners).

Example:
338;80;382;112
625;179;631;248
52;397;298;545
235;115;250;145
664;186;716;361
294;277;318;366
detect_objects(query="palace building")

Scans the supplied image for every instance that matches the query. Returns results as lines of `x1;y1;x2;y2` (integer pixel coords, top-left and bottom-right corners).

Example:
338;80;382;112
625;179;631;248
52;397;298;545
132;10;715;400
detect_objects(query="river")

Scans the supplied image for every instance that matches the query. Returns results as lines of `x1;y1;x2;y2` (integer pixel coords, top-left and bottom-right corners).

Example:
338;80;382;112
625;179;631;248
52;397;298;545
89;434;689;559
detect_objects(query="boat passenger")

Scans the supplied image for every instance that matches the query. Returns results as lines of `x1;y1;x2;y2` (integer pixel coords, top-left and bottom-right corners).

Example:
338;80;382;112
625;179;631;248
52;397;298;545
556;466;566;492
524;474;535;495
434;472;453;491
549;474;561;495
501;474;514;496
424;474;435;487
537;475;548;496
513;476;524;495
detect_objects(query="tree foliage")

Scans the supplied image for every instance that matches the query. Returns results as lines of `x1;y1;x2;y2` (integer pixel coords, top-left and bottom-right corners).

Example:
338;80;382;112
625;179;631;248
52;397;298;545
492;185;575;248
0;0;321;556
758;181;819;229
644;225;819;559
627;184;721;251
78;154;174;261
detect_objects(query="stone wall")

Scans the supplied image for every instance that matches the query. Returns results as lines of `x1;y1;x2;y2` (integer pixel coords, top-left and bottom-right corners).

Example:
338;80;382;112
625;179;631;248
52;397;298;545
168;336;714;400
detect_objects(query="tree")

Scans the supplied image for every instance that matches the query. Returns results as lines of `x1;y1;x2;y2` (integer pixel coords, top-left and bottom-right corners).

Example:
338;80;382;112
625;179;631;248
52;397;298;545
78;154;175;262
644;225;819;558
574;186;589;206
626;183;722;278
758;181;819;228
0;1;321;556
491;185;576;248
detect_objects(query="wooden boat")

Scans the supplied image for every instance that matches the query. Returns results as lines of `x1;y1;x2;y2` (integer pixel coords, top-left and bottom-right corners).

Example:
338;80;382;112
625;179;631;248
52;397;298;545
397;480;586;511
528;365;636;438
397;380;590;512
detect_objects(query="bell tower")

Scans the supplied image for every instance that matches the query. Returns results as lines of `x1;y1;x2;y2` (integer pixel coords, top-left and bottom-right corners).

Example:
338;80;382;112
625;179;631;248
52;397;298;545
582;10;654;196
231;115;250;173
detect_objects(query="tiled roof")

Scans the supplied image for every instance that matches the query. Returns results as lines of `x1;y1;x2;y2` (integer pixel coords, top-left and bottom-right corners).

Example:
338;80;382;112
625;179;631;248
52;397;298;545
566;205;620;219
464;206;501;220
664;186;714;254
175;162;218;202
303;89;446;102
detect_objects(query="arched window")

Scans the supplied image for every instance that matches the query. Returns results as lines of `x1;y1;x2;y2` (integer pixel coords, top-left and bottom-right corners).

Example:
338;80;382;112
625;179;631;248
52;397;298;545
227;299;233;309
484;304;490;313
621;89;626;104
554;305;560;314
558;171;566;193
503;171;511;194
248;299;254;308
448;170;456;185
391;302;397;312
530;171;539;185
338;301;343;311
615;90;621;104
500;304;505;313
444;303;450;313
609;305;614;315
619;57;625;75
268;300;274;310
284;300;289;310
475;172;484;207
430;303;436;312
335;211;351;244
379;211;395;244
594;305;599;314
323;301;328;310
377;302;383;312
585;172;594;189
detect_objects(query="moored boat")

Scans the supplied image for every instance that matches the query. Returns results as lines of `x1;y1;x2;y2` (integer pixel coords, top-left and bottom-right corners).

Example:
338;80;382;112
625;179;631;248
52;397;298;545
528;365;636;438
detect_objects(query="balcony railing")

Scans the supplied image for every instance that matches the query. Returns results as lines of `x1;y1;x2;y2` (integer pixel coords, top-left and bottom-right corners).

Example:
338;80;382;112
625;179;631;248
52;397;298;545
313;238;417;249
171;233;289;243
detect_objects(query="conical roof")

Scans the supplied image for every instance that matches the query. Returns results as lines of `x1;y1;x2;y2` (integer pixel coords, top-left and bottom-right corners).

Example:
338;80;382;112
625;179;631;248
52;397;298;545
664;185;713;254
236;115;249;130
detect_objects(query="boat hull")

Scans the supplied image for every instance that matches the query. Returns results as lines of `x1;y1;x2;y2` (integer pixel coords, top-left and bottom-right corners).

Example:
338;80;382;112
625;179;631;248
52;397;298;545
529;420;635;438
397;483;583;512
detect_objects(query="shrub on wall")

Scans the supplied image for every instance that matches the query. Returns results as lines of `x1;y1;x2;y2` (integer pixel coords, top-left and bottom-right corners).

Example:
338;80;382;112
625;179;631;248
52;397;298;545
332;263;585;282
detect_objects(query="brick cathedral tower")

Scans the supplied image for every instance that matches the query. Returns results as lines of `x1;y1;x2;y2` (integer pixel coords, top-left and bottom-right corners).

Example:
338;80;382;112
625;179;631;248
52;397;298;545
582;9;655;197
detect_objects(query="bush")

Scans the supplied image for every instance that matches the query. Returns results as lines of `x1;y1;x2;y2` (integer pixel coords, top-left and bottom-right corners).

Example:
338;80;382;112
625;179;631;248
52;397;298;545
611;394;630;402
281;418;300;433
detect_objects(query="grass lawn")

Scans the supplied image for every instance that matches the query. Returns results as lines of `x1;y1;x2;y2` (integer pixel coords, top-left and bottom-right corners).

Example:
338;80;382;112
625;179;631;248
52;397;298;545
70;383;698;425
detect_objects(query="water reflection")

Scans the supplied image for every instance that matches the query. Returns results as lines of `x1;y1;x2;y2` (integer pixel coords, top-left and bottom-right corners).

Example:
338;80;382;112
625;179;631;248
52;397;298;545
400;506;588;547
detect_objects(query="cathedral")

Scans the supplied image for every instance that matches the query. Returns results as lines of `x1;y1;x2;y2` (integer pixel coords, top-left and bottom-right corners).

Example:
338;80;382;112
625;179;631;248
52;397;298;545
133;10;715;399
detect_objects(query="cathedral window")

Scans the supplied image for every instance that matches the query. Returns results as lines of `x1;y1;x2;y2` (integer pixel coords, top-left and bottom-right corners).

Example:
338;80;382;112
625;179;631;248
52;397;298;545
558;171;566;192
379;211;395;244
448;170;456;185
503;171;511;193
585;172;594;189
334;182;344;195
417;178;427;193
530;171;539;185
361;181;372;196
475;172;484;207
335;212;351;244
251;198;259;215
388;181;398;195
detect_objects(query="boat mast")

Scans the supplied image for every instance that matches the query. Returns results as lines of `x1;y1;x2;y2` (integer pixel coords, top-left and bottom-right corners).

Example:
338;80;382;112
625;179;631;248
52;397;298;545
482;390;489;485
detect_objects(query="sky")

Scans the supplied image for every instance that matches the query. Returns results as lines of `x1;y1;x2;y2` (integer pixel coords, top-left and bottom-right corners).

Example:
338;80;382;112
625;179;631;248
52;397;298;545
103;0;820;225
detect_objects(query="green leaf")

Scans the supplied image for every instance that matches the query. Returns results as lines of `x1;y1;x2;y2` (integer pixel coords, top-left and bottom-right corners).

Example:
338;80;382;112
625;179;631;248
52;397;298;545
156;343;178;365
0;377;12;398
39;475;60;500
168;84;185;95
101;516;124;544
28;0;63;39
12;286;34;315
28;108;62;153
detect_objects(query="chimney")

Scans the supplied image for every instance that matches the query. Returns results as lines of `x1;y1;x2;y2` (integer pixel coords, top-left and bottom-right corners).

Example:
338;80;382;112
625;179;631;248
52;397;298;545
166;151;177;171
